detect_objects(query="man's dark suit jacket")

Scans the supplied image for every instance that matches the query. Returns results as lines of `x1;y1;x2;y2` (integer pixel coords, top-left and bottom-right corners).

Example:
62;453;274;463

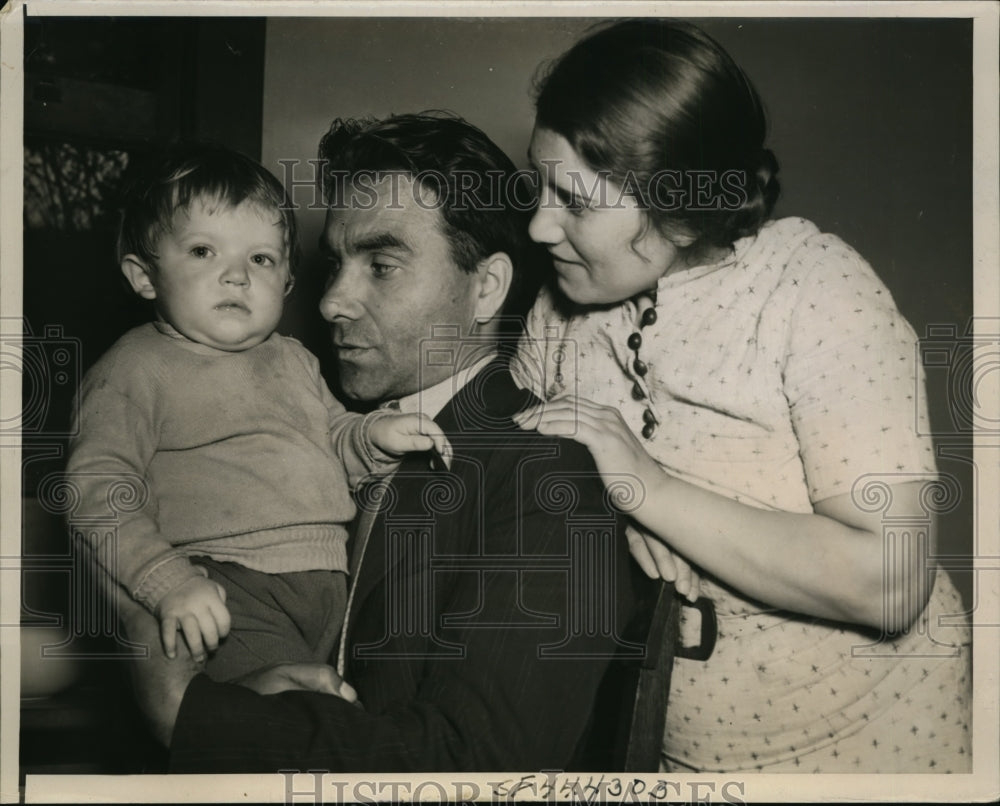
169;359;652;772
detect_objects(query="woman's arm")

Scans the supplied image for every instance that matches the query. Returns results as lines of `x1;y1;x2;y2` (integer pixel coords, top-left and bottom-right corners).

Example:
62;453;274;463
515;397;934;631
636;468;933;631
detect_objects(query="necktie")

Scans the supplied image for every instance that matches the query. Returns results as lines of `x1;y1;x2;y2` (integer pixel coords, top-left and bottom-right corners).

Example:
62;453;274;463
337;400;401;676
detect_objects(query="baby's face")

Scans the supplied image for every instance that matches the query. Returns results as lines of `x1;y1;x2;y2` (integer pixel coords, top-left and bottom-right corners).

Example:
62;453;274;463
148;197;291;351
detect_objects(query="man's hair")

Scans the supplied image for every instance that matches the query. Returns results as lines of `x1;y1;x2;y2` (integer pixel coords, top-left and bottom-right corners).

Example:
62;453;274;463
318;111;546;332
117;142;300;274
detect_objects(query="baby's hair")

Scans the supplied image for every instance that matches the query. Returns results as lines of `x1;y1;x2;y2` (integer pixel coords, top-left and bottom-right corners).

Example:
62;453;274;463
117;143;300;275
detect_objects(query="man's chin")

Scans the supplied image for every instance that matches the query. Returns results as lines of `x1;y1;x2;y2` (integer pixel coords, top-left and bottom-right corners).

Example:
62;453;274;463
336;363;390;404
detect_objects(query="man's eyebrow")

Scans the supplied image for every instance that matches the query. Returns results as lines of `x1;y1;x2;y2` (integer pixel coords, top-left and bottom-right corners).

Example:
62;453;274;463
317;231;412;256
352;232;412;254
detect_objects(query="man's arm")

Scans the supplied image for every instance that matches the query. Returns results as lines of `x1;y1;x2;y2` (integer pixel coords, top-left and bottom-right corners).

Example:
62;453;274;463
165;439;648;772
121;581;358;743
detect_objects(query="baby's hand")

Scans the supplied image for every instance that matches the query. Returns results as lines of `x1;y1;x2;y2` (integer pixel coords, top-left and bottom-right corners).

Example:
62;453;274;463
155;574;231;662
370;412;452;469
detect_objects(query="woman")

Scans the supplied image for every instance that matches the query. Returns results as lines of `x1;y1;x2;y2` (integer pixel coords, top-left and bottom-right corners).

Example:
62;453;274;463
513;19;971;773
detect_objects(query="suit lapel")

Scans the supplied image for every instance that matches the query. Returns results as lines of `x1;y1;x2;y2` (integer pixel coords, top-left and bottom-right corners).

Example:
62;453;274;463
344;359;533;648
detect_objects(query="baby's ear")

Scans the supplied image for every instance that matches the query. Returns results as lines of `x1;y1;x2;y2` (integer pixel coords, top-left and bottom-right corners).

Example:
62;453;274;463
121;256;158;300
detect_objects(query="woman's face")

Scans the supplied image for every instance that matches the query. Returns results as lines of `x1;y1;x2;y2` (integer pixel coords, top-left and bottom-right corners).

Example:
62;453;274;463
527;126;685;306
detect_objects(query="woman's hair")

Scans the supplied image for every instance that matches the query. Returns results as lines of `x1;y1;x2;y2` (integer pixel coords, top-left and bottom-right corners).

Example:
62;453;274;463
534;19;780;254
117;142;300;275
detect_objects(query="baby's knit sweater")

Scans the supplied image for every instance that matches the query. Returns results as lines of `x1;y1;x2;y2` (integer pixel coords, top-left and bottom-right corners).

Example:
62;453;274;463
67;323;390;610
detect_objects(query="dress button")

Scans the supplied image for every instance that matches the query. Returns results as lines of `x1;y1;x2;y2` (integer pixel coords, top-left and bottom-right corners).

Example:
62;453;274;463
633;358;648;377
641;308;658;327
627;332;642;351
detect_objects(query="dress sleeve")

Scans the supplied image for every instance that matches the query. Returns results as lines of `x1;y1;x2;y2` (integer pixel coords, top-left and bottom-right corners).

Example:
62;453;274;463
66;366;202;611
781;235;937;503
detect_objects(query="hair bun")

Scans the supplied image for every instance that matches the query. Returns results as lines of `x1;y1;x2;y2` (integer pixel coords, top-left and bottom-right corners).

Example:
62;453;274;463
751;146;780;216
721;147;780;243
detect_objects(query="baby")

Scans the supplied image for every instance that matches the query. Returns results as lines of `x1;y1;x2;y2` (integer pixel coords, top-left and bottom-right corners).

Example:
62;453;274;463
67;144;448;681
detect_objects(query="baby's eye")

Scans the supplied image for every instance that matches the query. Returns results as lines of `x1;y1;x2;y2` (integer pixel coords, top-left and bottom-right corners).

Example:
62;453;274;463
190;245;211;258
250;253;277;267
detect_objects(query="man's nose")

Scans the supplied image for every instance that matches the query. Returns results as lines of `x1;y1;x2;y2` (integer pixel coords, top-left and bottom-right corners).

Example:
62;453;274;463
319;271;362;321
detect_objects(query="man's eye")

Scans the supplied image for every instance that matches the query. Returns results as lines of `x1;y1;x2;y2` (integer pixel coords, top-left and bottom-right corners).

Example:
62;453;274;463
322;261;341;289
371;261;397;277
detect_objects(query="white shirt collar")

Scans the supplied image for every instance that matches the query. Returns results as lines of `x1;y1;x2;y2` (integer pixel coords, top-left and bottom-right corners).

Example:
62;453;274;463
392;353;497;420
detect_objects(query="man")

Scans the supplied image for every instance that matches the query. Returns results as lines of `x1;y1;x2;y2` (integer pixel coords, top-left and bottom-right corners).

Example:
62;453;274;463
122;113;654;772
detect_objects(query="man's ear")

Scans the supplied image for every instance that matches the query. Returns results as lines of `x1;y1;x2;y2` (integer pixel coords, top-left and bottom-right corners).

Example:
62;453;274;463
473;251;513;325
121;255;158;300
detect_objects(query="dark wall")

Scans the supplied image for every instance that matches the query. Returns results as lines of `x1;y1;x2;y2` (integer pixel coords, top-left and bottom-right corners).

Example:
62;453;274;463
21;17;266;492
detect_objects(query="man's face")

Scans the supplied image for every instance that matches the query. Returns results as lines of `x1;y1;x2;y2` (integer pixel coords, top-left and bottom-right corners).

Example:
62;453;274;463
319;176;482;403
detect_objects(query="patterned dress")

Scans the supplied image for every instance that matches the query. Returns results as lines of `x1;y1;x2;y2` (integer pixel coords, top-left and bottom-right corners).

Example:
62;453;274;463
513;217;972;773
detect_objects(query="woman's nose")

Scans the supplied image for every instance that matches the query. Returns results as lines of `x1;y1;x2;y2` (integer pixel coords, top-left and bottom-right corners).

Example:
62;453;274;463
528;190;562;246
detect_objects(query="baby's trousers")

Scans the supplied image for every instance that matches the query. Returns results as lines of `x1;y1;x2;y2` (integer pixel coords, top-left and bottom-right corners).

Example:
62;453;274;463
192;558;347;683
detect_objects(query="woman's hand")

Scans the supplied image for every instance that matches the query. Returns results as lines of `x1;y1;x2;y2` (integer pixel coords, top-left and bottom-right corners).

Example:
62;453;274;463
513;395;663;500
513;396;702;601
626;523;701;602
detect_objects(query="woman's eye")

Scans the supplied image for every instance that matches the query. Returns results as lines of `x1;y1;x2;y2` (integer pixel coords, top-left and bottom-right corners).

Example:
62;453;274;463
554;187;587;215
565;191;591;214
